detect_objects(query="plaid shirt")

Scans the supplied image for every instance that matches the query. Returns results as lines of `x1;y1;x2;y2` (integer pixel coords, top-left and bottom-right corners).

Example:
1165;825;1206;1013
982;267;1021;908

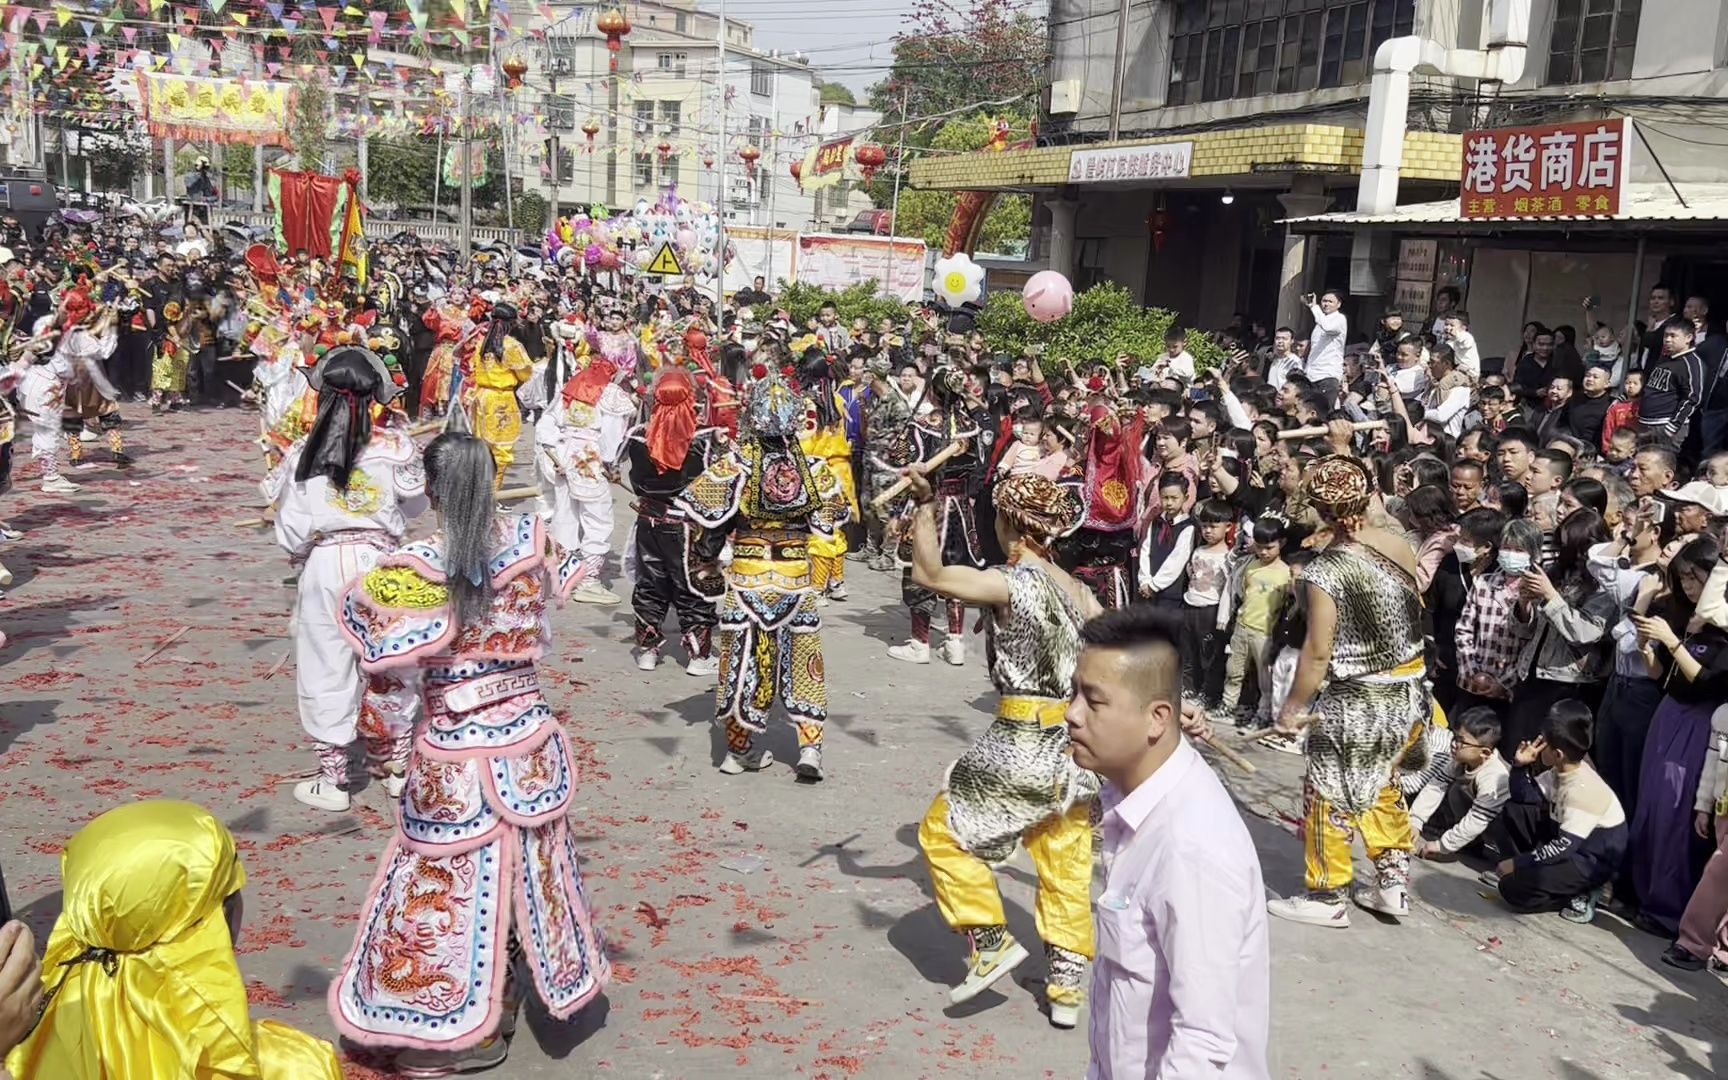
1455;571;1535;696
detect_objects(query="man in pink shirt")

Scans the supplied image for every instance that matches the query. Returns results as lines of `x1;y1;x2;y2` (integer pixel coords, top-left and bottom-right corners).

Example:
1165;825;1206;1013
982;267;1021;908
1067;607;1270;1078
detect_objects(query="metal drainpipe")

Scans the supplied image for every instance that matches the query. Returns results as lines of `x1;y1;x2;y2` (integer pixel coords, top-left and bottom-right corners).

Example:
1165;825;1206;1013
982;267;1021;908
1348;0;1532;297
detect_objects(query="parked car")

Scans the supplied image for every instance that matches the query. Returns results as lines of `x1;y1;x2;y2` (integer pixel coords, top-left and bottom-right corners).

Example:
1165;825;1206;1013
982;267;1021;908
842;209;893;235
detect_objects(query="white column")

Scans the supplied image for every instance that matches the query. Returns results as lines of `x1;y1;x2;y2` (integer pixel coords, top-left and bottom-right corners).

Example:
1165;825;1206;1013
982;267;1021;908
1276;177;1331;329
1046;197;1077;278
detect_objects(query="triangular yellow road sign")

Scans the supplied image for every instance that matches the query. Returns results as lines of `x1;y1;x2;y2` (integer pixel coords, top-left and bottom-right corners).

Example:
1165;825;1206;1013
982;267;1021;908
645;242;685;276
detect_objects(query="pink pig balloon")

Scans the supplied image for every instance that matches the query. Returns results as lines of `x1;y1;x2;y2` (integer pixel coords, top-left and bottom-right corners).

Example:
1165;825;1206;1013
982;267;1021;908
1022;270;1074;323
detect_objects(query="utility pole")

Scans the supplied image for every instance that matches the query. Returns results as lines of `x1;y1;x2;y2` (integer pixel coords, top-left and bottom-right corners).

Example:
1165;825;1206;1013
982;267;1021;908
356;128;368;203
886;83;908;298
712;0;727;310
459;75;473;262
546;36;561;230
1107;0;1129;141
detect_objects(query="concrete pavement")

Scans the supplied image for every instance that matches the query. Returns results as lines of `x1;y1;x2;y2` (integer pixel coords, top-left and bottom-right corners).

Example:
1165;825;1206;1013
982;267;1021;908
0;407;1723;1078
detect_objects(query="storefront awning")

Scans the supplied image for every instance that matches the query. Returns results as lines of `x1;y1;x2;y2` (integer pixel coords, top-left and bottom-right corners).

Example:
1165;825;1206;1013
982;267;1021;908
1282;182;1728;233
908;124;1461;193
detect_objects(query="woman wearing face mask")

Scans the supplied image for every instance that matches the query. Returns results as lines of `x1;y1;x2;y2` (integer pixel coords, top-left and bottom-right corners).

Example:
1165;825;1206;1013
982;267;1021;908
1624;538;1728;937
1503;510;1615;757
1454;518;1544;722
1427;506;1509;716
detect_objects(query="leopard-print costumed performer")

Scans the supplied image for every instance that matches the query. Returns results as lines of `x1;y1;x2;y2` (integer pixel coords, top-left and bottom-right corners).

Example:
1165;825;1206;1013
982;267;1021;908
1265;454;1432;930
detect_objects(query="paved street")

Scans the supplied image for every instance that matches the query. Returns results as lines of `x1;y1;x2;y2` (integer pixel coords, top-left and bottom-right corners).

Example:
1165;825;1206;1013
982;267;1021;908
0;408;1725;1079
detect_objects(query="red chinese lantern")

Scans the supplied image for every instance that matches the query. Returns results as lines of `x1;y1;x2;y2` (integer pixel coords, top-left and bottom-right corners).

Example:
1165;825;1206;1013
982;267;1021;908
789;159;802;183
1147;196;1170;253
854;142;886;183
702;153;715;169
656;139;673;162
581;117;600;151
596;8;632;72
502;54;528;90
738;144;761;176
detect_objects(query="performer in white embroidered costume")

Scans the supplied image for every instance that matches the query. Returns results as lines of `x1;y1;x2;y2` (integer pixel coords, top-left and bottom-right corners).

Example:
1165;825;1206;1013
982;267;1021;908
535;357;634;605
329;433;609;1077
264;347;425;812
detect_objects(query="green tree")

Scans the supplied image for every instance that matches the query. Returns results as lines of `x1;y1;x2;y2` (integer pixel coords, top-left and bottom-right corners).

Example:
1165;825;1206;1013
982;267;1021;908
290;80;331;173
976;283;1227;372
89;134;148;193
818;82;856;107
221;144;256;199
867;0;1046;128
366;135;440;211
888;111;1032;254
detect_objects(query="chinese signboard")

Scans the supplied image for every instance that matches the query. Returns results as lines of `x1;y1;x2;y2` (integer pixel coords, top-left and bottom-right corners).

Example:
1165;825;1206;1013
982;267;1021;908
796;233;926;303
798;136;855;192
1460;119;1629;219
1068;141;1193;184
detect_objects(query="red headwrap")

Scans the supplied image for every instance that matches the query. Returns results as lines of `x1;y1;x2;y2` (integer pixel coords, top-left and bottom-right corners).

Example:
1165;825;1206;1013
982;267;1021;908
646;367;698;473
561;358;618;407
1082;404;1144;530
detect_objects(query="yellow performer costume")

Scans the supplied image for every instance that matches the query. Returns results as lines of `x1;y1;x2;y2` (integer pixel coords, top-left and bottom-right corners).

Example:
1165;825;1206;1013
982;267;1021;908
6;800;342;1080
677;366;851;781
466;302;534;484
795;341;857;599
149;300;190;400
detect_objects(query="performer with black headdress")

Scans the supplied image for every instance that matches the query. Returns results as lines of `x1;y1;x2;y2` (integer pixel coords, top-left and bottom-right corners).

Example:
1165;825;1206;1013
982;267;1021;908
797;339;858;603
264;346;425;812
467;300;535;484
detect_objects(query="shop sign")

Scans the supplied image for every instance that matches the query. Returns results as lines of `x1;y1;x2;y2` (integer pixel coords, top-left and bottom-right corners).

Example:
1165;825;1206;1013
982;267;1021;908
1460;118;1628;219
1067;141;1193;184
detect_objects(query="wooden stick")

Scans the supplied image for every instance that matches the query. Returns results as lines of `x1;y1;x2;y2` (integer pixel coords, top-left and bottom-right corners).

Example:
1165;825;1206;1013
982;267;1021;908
224;380;250;396
407;418;445;437
1196;731;1257;775
1277;420;1387;441
136;626;190;667
262;650;291;680
232;517;269;529
871;441;966;510
495;485;542;503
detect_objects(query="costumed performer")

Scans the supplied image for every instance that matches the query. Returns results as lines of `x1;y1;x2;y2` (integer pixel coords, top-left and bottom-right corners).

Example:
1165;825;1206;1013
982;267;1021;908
54;285;130;469
586;299;643;374
906;470;1100;1029
797;341;858;604
264;347;426;813
536;358;635;606
889;366;983;667
677;363;851;781
626;365;724;674
467;301;536;485
5;800;342;1079
330;433;609;1077
149;299;189;411
1063;402;1146;609
1266;454;1430;929
12;312;77;495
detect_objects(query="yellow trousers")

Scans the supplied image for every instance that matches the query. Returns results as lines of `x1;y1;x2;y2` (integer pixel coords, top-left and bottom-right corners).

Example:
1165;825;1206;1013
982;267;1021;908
1302;781;1413;893
809;553;844;592
918;791;1095;960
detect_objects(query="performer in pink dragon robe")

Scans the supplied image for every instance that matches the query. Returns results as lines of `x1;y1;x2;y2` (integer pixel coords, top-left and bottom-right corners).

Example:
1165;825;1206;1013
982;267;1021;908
329;432;607;1078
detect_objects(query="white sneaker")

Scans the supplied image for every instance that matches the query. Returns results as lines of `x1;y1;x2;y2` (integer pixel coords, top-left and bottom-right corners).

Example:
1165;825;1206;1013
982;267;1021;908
1351;883;1409;920
395;1036;510;1078
40;477;81;495
949;936;1030;1004
1266;894;1350;928
571;580;622;605
0;525;22;541
888;640;931;664
0;562;11;588
825;582;848;601
685;654;719;677
380;773;408;799
795;745;824;782
719;749;774;774
941;638;965;666
78;428;100;443
293;779;351;812
634;646;660;671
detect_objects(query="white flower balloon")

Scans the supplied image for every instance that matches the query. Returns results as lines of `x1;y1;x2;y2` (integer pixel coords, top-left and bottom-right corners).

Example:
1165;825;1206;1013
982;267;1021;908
932;252;984;307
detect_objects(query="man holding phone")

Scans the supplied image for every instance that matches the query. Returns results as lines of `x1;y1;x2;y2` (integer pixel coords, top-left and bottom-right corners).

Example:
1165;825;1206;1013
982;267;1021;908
1303;290;1348;405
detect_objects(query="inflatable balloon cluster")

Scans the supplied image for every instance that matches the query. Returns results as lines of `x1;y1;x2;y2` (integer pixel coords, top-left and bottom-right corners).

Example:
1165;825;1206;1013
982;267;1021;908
543;192;732;280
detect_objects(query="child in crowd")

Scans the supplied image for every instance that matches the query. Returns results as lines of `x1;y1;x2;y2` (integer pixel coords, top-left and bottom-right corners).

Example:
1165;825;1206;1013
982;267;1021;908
1452;519;1545;717
1217;515;1291;727
1485;700;1628;924
1180;499;1234;706
1600;370;1642;455
1257;547;1315;750
1704;452;1728;490
1138;473;1195;608
1159;325;1197;383
1602;427;1639;481
1409;707;1512;859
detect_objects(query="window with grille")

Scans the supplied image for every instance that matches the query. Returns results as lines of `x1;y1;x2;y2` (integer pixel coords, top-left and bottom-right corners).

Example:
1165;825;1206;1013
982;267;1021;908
635;152;654;187
1167;0;1414;106
543;93;575;131
751;63;772;97
659;101;681;129
662;154;681;189
1546;0;1640;84
657;51;688;77
634;100;655;134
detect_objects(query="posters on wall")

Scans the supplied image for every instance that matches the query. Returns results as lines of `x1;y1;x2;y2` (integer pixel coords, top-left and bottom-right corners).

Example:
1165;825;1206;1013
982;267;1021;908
795;233;926;303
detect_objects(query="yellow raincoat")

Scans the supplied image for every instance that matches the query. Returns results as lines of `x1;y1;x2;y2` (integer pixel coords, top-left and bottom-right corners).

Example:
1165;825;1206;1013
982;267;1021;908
6;801;341;1080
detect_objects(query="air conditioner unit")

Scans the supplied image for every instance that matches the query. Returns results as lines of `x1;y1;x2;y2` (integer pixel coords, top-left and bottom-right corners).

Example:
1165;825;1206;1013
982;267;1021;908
1049;79;1081;115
